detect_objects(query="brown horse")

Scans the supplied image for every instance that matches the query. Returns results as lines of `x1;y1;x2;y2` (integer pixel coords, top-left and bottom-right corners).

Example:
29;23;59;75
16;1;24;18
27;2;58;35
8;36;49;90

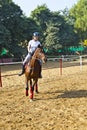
24;47;47;101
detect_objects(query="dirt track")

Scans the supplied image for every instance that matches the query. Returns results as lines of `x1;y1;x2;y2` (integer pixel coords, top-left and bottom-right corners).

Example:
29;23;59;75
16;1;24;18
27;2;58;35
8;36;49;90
0;61;87;130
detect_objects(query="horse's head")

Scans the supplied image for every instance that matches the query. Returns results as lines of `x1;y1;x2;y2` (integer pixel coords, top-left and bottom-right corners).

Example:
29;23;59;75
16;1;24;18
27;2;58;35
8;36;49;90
33;47;47;63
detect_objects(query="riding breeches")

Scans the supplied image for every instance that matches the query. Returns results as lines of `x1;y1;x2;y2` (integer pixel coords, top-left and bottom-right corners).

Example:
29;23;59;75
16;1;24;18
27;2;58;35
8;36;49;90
23;53;32;65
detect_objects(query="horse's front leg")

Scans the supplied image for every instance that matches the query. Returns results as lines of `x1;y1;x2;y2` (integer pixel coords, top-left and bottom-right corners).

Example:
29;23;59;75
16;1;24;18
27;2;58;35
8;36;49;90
29;79;38;101
29;79;34;101
25;78;29;96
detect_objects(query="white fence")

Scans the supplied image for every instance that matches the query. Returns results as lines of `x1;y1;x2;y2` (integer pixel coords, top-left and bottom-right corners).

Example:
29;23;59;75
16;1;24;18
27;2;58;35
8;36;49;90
0;55;87;87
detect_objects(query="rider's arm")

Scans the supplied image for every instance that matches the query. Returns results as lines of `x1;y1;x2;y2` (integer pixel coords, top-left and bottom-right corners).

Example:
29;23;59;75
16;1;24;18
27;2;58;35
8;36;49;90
27;41;31;52
28;45;31;52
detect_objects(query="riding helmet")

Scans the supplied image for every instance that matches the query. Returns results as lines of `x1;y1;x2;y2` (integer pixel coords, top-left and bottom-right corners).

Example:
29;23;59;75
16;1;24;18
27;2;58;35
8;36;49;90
33;32;39;37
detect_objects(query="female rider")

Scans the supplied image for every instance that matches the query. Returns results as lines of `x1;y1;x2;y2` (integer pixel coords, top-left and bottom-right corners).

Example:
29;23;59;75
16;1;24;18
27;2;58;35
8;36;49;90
18;32;42;77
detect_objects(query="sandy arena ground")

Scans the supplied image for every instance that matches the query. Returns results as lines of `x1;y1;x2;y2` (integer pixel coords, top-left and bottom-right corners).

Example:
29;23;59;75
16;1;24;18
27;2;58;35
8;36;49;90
0;60;87;130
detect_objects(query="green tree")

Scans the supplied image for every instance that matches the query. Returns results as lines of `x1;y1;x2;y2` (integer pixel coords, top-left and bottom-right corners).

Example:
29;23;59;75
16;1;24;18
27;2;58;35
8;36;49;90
0;24;11;52
45;24;60;47
44;12;63;53
70;0;87;41
30;4;51;42
59;23;79;48
44;11;79;54
0;0;40;57
0;1;24;57
19;17;40;50
0;0;12;6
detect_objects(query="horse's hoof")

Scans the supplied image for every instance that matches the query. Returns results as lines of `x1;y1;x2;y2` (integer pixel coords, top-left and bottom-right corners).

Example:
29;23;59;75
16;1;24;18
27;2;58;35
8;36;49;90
30;99;33;102
35;91;39;94
26;92;28;96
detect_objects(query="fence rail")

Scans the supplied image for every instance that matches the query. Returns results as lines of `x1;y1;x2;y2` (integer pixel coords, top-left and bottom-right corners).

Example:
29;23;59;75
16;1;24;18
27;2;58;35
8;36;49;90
0;55;86;87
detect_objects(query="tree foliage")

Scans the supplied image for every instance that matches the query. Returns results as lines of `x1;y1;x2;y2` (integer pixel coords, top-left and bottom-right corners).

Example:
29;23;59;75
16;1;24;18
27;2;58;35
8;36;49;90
0;24;11;52
0;1;86;57
70;0;87;41
30;4;51;42
45;11;79;54
0;0;39;57
30;4;51;31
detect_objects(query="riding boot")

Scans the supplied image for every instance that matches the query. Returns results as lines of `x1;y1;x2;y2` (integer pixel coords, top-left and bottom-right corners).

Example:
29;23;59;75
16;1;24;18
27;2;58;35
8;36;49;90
18;64;25;76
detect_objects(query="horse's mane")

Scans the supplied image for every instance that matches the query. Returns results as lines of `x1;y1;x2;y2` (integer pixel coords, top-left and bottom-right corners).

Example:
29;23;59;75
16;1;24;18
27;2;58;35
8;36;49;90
33;46;43;57
28;45;44;65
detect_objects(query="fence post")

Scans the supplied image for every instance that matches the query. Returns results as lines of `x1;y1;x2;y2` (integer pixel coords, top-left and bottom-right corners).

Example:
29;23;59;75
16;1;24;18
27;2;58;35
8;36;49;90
80;56;82;70
59;58;62;75
0;67;2;87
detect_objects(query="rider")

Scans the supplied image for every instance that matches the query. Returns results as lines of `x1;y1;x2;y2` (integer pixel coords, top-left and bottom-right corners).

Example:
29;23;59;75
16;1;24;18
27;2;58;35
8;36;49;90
18;32;42;77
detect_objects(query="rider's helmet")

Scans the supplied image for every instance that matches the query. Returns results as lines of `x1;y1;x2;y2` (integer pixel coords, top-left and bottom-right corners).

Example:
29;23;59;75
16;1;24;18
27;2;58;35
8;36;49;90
33;32;39;37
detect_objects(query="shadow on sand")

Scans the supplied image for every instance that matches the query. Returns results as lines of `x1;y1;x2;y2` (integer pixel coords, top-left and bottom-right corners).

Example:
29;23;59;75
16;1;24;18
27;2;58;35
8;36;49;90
57;90;87;98
36;89;87;101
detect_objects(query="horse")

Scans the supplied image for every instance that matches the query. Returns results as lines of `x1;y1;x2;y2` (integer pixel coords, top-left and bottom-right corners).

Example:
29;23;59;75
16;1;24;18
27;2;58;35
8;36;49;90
24;47;47;101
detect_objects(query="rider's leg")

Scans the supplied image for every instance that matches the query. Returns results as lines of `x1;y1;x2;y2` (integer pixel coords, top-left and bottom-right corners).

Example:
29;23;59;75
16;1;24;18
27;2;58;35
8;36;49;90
18;53;31;76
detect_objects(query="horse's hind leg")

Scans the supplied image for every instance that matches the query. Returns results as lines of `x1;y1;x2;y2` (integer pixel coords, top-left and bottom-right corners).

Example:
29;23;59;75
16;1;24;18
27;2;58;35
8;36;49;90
25;78;29;96
35;79;39;93
35;83;39;93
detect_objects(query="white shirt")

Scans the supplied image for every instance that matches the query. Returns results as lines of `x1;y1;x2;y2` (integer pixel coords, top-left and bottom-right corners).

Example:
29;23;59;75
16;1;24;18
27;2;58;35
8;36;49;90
28;39;41;54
